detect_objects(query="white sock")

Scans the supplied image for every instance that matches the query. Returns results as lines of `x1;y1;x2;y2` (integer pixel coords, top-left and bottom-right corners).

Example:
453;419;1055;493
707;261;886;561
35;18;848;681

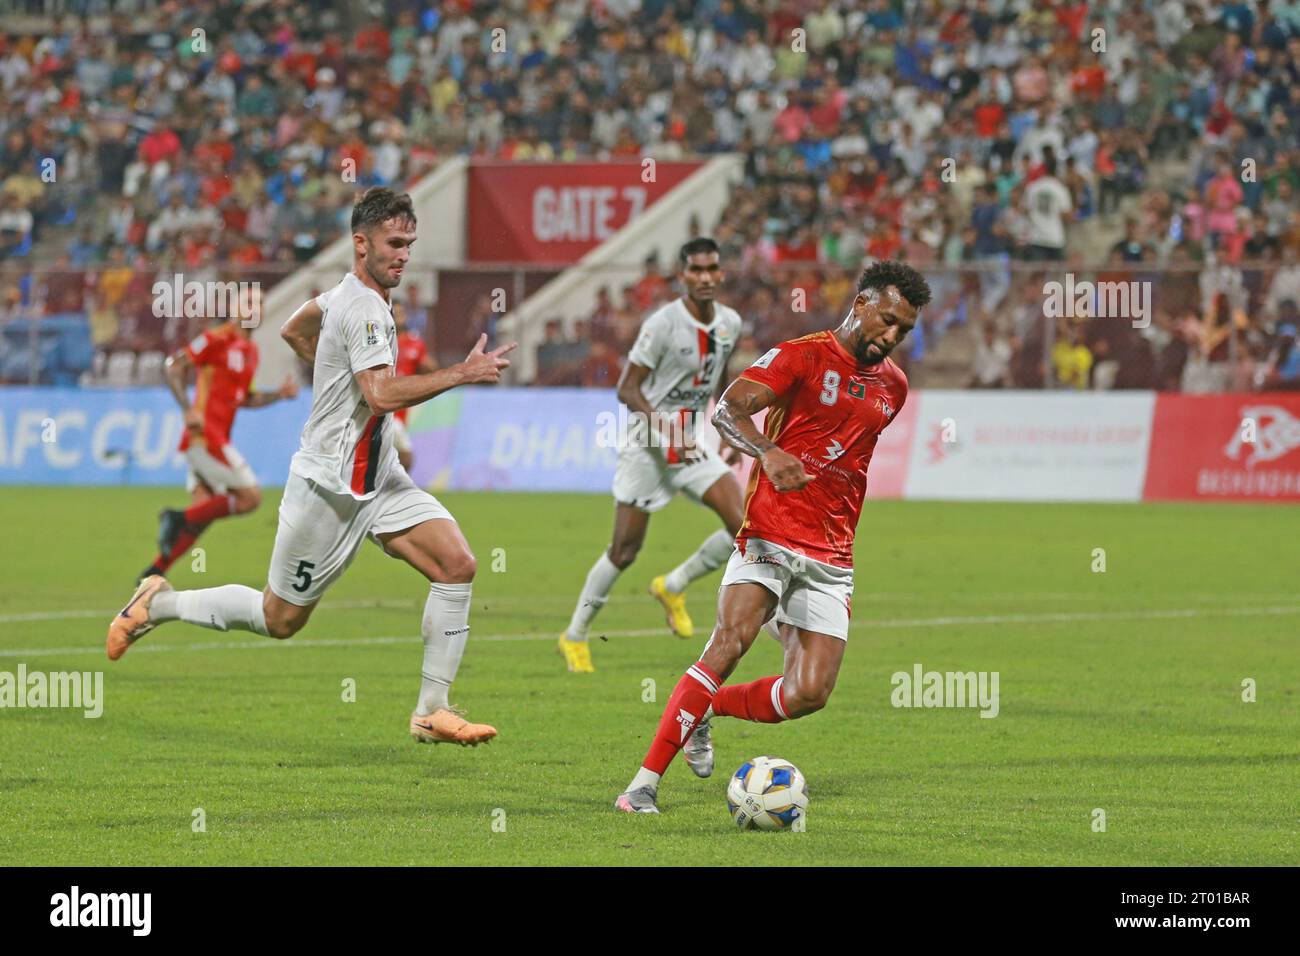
416;581;472;716
566;552;621;642
628;767;661;793
663;529;734;593
149;585;268;635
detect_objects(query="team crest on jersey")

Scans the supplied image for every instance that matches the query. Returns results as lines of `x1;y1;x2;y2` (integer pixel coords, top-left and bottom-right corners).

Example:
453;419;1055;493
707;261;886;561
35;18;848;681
848;378;866;399
365;320;379;346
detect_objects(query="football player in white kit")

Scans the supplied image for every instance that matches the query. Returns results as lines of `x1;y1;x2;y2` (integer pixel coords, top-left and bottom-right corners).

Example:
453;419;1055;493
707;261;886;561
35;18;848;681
558;238;746;674
107;188;515;747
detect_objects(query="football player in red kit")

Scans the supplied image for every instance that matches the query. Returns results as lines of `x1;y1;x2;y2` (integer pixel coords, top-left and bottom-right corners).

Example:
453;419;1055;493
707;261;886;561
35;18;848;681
391;300;437;471
615;260;932;813
142;315;298;582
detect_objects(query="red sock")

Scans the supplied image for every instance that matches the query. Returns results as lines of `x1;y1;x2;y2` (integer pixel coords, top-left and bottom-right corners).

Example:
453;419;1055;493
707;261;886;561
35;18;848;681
642;662;721;776
151;523;208;573
184;494;236;526
712;675;789;723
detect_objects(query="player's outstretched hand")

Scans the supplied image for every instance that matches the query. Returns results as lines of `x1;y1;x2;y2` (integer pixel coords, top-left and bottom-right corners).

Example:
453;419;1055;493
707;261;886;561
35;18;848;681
760;447;812;492
461;334;518;384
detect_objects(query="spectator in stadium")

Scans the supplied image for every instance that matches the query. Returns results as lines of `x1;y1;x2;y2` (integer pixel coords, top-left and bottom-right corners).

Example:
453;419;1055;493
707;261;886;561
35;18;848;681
535;319;584;387
969;321;1013;389
579;339;623;388
631;254;671;312
1258;303;1300;390
1052;320;1093;389
1022;153;1073;261
1204;158;1245;251
0;192;33;260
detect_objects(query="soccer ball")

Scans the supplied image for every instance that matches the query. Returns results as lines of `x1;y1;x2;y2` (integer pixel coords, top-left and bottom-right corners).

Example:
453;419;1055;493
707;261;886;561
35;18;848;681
726;756;809;831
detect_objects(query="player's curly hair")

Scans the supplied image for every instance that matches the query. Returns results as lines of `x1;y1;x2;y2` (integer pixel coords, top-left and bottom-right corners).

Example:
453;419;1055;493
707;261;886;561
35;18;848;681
857;260;932;309
351;187;417;234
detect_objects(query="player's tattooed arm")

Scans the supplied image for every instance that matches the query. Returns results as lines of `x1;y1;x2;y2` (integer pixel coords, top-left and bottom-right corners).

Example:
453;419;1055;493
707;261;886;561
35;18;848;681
712;378;777;458
281;299;323;364
162;348;202;436
713;378;812;492
355;334;516;415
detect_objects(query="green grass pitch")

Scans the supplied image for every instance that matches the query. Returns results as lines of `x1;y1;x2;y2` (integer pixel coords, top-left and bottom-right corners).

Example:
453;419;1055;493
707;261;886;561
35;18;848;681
0;487;1296;865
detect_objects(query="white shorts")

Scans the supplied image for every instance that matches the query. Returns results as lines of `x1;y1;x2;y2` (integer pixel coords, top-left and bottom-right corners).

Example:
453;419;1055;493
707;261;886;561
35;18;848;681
612;442;732;513
391;416;412;454
267;467;453;606
186;443;257;493
720;537;855;641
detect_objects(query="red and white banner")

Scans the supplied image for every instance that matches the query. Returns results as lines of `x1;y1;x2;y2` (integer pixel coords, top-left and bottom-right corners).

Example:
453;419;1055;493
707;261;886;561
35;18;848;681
1143;394;1300;502
466;161;703;263
902;391;1156;501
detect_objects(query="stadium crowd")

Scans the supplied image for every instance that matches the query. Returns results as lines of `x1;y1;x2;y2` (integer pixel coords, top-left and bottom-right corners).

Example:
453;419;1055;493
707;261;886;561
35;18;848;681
0;0;1298;391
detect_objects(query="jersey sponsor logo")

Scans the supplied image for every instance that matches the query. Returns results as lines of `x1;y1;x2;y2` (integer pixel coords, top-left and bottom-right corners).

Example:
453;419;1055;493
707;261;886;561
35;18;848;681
800;450;854;480
877;397;895;421
666;385;712;404
752;347;780;369
823;439;846;461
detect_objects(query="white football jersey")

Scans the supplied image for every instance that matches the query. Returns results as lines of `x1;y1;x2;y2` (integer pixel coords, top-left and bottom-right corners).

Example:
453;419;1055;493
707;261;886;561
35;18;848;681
627;297;742;440
289;272;399;500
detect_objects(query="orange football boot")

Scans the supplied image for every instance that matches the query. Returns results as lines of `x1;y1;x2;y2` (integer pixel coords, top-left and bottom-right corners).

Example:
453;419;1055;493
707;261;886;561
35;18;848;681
107;574;172;660
409;708;498;746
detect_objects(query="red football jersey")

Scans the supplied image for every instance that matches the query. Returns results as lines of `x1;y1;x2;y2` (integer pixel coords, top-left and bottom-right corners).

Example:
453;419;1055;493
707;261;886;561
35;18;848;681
393;331;429;424
736;331;908;568
178;323;258;463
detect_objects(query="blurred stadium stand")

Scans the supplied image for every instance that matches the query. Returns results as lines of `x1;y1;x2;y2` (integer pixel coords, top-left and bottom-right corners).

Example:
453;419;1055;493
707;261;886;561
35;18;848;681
0;0;1296;391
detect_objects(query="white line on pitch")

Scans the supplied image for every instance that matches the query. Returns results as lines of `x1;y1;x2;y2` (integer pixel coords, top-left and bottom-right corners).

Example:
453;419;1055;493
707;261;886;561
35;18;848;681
3;591;1296;625
1;605;1296;659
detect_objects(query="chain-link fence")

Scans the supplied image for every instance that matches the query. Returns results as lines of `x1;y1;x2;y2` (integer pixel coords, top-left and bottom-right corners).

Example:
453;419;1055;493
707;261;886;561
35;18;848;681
2;259;1298;391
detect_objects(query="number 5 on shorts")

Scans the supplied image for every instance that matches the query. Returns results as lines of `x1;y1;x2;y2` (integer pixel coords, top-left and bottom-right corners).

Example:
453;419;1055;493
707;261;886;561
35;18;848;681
291;559;316;593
